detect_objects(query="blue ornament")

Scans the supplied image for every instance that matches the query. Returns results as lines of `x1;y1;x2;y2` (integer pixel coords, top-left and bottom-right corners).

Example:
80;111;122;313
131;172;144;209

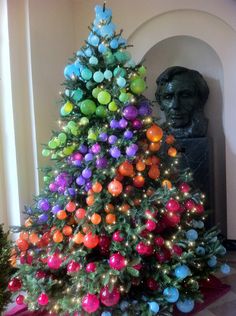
76;50;85;57
218;246;227;256
176;299;195;313
148;302;160;314
120;300;129;311
81;68;92;81
88;34;100;46
93;71;104;83
104;69;113;80
74;59;82;69
110;39;119;49
197;220;204;228
100;23;116;37
207;256;217;267
175;265;191;279
163;287;179;303
196;246;205;256
95;6;112;20
98;43;107;54
192;219;199;228
72;89;83;102
64;64;80;79
186;229;198;241
84;47;92;57
89;56;98;65
101;312;112;316
118;37;127;46
221;263;230;274
117;77;126;88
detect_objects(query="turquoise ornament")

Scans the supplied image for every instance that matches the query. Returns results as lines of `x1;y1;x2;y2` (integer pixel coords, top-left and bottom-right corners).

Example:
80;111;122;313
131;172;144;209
72;89;83;102
93;71;104;83
117;77;126;88
113;67;126;77
176;299;195;313
89;56;98;65
104;69;113;80
81;68;92;80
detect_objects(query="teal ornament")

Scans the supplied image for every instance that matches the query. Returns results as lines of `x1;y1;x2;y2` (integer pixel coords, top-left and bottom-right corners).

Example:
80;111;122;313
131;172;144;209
148;302;159;314
130;77;146;95
93;71;104;83
221;263;230;274
81;68;92;80
110;38;119;49
89;56;98;65
88;34;99;46
176;299;195;313
64;64;80;79
186;229;198;241
84;47;92;57
198;221;204;228
80;99;96;116
175;265;191;279
114;51;131;64
163;287;179;303
196;246;205;256
117;77;126;88
96;106;107;118
64;89;72;97
76;50;85;57
104;69;113;80
113;67;126;77
98;43;107;54
60;107;68;116
127;59;136;68
217;246;227;256
207;256;217;267
104;52;115;65
86;81;94;90
72;89;83;102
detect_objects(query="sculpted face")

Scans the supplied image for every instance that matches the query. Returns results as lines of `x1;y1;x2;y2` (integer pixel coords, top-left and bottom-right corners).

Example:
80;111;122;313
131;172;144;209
159;74;200;128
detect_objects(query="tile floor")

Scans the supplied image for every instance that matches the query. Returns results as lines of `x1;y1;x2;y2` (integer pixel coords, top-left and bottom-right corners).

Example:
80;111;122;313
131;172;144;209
195;251;236;316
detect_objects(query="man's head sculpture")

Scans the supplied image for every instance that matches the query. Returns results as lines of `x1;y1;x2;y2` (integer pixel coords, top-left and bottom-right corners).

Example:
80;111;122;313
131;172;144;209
155;66;209;138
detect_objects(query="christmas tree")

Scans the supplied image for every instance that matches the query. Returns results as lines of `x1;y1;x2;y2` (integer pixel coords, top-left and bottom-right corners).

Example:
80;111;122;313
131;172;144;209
9;3;230;316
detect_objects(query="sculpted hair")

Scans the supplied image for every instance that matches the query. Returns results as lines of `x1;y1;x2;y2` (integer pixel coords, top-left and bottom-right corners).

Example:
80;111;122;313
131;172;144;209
155;66;209;109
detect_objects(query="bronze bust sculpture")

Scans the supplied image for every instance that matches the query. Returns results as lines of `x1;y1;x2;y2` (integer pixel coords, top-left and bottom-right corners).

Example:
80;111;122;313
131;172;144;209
155;66;209;138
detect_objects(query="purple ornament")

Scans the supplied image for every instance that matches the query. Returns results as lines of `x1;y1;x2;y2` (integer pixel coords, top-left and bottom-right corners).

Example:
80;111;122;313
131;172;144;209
58;186;66;194
73;160;82;167
49;183;58;192
99;133;108;142
85;181;92;191
67;188;76;196
55;172;72;187
119;118;128;129
79;144;88;154
82;168;92;179
85;153;94;162
108;135;117;145
132;119;142;129
110;119;119;129
123;105;138;121
38;213;48;223
38;199;50;211
138;100;152;116
126;144;138;157
124;130;133;139
91;143;101;154
96;157;108;169
76;176;86;186
52;205;61;214
110;147;121;159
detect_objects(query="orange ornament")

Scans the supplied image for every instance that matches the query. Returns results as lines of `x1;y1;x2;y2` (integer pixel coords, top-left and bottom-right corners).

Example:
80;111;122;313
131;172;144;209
136;160;146;171
133;175;145;188
92;182;103;193
75;208;86;220
20;231;29;240
62;225;73;236
91;213;102;225
29;233;40;244
118;161;134;177
148;165;160;179
73;232;84;244
162;179;172;189
151;156;160;165
83;233;99;249
146;124;163;142
106;213;116;224
16;239;29;251
82;224;92;234
145;157;152;166
168;146;177;157
120;203;130;212
165;134;175;144
66;201;76;212
86;195;95;206
108;179;123;196
105;203;114;213
57;210;67;220
53;230;63;243
115;172;124;182
149;142;161;152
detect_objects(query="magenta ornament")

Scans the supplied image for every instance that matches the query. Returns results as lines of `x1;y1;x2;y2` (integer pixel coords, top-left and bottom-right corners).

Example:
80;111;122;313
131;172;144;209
16;294;25;305
91;143;101;154
109;253;126;270
82;293;100;313
47;253;63;270
146;219;157;231
67;260;81;273
136;242;153;256
35;270;46;279
185;199;196;210
86;262;97;273
112;231;124;242
166;198;180;212
100;285;120;306
179;182;191;193
37;293;49;306
132;119;142;129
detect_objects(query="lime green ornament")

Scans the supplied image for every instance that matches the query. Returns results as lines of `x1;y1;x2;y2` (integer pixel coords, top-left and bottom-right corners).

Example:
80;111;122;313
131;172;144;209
138;65;147;77
88;132;97;141
108;101;118;112
119;92;129;103
96;106;107;118
42;149;51;157
130;77;146;95
43;176;50;183
64;101;73;113
71;127;79;136
48;138;58;149
79;117;89;126
92;87;102;98
68;121;77;129
97;91;111;105
63;146;74;156
58;133;67;143
80;99;96;116
51;153;58;160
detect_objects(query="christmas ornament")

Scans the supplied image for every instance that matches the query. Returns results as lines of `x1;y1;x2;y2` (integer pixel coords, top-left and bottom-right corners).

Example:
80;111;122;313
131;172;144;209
163;287;179;303
175;265;191;279
80;99;96;116
47;253;63;270
8;278;22;292
108;180;123;196
100;285;120;306
148;301;159;314
109;253;126;270
176;299;195;313
37;293;49;306
83;232;99;248
82;293;100;313
146;124;163;142
221;263;230;274
67;260;81;273
86;262;97;273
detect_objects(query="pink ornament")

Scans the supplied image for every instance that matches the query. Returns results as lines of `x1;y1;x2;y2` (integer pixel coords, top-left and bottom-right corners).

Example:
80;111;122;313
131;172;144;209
100;285;120;306
16;294;25;305
146;219;156;231
154;236;165;247
112;231;124;242
82;293;100;313
185;199;196;210
196;203;204;213
8;278;22;292
37;293;49;306
67;260;81;273
109;253;126;270
86;262;97;273
179;182;191;193
47;253;63;270
166;198;180;212
147;278;159;291
136;242;153;256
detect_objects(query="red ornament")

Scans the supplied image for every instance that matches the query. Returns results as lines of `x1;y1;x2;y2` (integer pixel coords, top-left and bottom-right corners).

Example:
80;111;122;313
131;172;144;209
133;175;145;188
108;179;123;196
196;203;204;213
112;231;124;242
185;199;196;210
179;182;191;193
16;294;25;305
172;245;183;256
118;161;134;177
98;235;111;255
154;236;165;247
20;252;33;265
8;278;22;292
82;293;100;313
100;285;120;306
164;212;180;226
86;262;97;273
146;219;156;231
156;248;171;263
35;270;46;279
67;260;81;273
83;232;99;249
37;293;49;306
147;278;159;291
66;201;76;212
133;263;142;270
109;253;126;270
166;199;180;212
75;208;86;219
16;239;29;251
136;242;153;256
47;253;63;270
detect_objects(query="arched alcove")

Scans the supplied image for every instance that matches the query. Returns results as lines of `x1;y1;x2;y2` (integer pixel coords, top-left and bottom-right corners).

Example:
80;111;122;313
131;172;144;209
142;35;226;234
128;9;236;239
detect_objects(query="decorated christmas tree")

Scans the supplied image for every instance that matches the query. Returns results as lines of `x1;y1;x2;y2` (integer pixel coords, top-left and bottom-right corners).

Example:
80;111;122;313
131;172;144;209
9;3;230;316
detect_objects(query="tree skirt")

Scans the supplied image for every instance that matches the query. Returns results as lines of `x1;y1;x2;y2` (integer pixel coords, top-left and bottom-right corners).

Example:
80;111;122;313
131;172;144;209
5;276;230;316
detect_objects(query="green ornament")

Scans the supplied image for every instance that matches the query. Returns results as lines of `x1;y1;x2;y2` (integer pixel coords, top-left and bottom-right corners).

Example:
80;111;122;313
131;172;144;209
58;133;67;143
42;149;51;157
119;92;129;103
86;81;94;90
96;106;107;118
114;51;131;64
92;87;102;98
138;65;147;77
71;127;79;136
130;77;146;95
43;176;50;183
113;67;126;77
108;101;118;111
51;153;58;159
88;132;97;140
80;99;96;116
68;121;77;129
79;117;89;126
104;52;115;65
48;138;58;149
63;146;74;156
97;91;111;105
